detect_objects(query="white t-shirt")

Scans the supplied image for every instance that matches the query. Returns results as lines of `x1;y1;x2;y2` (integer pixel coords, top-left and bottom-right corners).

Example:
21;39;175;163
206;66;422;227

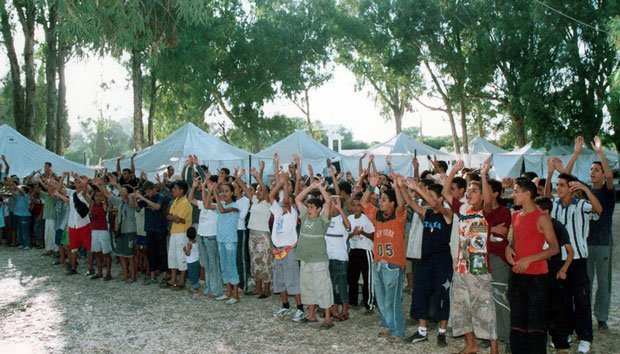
197;202;217;237
135;208;146;236
326;214;349;261
270;201;298;248
347;213;375;251
186;241;200;263
248;196;271;232
236;196;250;230
67;190;90;229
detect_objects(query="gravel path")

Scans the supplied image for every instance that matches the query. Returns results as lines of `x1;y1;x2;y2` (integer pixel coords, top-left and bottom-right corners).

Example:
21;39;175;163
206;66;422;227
1;207;620;353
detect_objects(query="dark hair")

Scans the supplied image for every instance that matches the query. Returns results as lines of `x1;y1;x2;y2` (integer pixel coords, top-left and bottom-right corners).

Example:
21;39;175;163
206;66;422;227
143;181;155;191
592;161;603;168
488;179;503;200
536;178;546;187
436;161;448;173
44;162;52;167
167;165;174;171
382;188;396;204
452;177;467;191
187;226;197;239
418;179;434;188
534;196;553;212
338;181;352;195
420;170;432;180
307;197;324;209
515;178;537;198
466;172;481;182
122;185;134;194
557;173;578;184
428;184;443;198
122;168;132;174
521;171;538;181
220;168;230;175
172;180;189;194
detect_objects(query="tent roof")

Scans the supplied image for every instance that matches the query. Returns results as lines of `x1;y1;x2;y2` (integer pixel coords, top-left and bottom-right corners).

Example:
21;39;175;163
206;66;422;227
365;133;452;157
102;123;252;173
468;136;507;154
0;124;94;177
505;142;545;156
256;130;341;161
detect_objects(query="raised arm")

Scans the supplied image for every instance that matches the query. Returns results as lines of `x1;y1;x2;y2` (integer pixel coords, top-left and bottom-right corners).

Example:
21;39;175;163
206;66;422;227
1;155;9;176
293;154;302;196
269;171;288;203
116;156;122;176
392;177;405;214
570;181;603;214
564;136;583;175
333;199;350;230
401;178;428;219
481;160;493;214
358;152;366;178
591;136;615;190
412;156;419;180
200;179;216;210
386;155;394;175
273;152;280;177
368;153;377;174
316;182;332;219
188;179;200;206
442;160;464;204
130;152;137;176
295;182;316;212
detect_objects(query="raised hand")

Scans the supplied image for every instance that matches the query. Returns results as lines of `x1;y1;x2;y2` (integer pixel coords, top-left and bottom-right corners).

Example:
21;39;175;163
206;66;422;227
278;171;290;184
590;135;603;154
369;153;374;162
238;168;246;177
412;157;419;169
481;160;491;176
274;152;279;160
360;152;367;160
453;159;465;172
250;167;258;175
386;155;392;164
308;164;314;177
573;136;584;154
259;160;265;170
368;173;380;187
292;154;301;166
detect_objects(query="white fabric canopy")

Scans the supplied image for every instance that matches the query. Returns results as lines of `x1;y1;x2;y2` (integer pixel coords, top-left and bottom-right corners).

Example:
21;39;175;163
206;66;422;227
255;130;342;178
341;133;454;177
468;136;507;154
491;143;545;178
102;123;253;178
0;124;95;178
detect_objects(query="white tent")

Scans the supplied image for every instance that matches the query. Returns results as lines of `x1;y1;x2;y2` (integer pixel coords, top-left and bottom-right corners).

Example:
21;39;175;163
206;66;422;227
543;145;619;183
468;136;507;154
0;124;95;178
255;130;342;178
102;123;253;177
341;133;454;177
492;143;545;178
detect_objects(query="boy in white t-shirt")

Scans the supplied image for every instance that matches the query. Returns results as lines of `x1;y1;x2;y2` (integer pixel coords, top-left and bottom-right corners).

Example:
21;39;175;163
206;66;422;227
347;197;375;313
326;194;351;321
270;172;306;322
184;227;200;293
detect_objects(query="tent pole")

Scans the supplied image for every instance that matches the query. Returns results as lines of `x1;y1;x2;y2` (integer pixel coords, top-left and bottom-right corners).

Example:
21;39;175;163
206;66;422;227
249;155;253;185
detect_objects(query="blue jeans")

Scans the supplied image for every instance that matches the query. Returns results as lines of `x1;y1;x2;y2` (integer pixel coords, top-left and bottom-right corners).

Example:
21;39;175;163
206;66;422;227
218;241;239;285
187;261;200;289
373;260;405;337
200;237;223;296
16;215;32;248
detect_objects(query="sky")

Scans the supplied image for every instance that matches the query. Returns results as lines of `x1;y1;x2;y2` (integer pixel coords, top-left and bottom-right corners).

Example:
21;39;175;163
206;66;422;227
1;33;452;146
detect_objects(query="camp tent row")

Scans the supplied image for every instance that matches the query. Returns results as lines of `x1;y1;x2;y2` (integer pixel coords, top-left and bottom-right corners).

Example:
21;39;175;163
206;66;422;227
2;123;618;185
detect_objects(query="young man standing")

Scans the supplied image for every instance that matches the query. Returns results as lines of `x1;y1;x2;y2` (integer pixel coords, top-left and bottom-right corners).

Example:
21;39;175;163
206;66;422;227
506;179;559;354
167;180;193;288
565;136;616;331
545;158;603;354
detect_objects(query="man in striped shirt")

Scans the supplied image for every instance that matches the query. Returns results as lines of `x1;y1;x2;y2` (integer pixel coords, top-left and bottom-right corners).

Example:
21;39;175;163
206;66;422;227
545;158;602;354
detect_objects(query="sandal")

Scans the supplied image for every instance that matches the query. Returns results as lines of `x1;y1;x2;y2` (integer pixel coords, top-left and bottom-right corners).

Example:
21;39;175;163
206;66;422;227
319;322;334;330
300;318;318;324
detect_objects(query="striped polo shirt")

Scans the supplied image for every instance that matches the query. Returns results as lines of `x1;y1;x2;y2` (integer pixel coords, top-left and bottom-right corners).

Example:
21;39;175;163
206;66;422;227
551;197;596;260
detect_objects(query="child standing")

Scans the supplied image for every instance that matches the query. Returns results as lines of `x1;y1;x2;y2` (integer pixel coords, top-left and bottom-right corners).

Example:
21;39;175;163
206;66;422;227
184;227;200;293
326;195;351;321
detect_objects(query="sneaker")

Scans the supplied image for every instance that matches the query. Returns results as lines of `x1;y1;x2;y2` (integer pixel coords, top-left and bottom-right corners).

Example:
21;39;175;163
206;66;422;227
103;274;112;281
215;295;229;301
437;333;447;347
273;307;292;317
406;331;428;344
66;269;77;276
598;321;609;331
90;274;103;280
578;340;591;353
85;268;96;276
292;309;307;322
226;298;239;305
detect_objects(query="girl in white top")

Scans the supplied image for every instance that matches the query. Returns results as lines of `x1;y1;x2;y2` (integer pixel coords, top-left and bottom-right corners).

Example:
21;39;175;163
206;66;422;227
326;195;352;321
239;166;273;298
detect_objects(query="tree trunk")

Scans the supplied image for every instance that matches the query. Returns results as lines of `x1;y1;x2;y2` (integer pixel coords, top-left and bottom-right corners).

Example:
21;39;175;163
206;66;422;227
19;0;37;140
0;0;25;131
56;38;68;155
476;102;484;138
459;100;469;154
147;69;157;146
392;105;404;134
507;106;526;148
131;49;144;150
44;5;58;152
446;108;461;154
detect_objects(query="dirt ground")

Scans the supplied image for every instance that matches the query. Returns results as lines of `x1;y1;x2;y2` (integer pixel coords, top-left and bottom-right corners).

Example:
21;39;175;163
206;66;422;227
1;207;620;353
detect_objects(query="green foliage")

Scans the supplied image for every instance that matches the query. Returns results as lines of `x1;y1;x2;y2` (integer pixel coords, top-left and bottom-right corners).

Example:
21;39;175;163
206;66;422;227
402;126;420;139
64;117;133;164
225;115;313;153
420;136;455;151
320;125;370;150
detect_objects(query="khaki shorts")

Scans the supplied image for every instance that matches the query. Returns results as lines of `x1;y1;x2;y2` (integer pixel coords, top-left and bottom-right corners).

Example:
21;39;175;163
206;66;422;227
450;272;497;340
300;261;334;309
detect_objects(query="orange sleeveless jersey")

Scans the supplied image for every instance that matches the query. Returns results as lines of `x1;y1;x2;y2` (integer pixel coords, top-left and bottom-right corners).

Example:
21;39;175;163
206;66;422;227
363;204;407;269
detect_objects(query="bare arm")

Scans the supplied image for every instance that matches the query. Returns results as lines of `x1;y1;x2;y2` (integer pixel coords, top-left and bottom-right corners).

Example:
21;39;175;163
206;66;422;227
564;136;583;175
295;183;316;212
570;181;603;214
591;136;615;190
512;214;559;272
293;154;302;196
358;152;366;178
1;155;9;175
386;155;394;175
442;160;464;204
130;152;137;176
481;160;493;214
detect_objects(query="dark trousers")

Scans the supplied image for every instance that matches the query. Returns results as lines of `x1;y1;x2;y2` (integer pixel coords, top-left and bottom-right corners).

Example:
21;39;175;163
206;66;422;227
564;259;593;342
236;229;251;290
509;273;548;354
347;248;374;309
411;255;452;322
147;231;168;273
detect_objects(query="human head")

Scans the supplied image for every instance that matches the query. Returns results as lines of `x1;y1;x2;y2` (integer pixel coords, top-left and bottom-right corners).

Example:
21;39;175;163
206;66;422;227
534;196;553;214
451;177;467;200
167;165;175;177
351;195;363;216
488;179;503;203
306;197;324;218
379;188;396;214
589;161;605;184
93;189;104;204
521;171;538;181
556;173;578;200
143;181;157;197
512;178;537;207
427;183;444;204
44;162;52;174
120;184;134;199
187;226;197;240
466;181;483;208
338;181;352;197
219;183;234;203
436;160;448;174
171;180;188;198
122;168;133;181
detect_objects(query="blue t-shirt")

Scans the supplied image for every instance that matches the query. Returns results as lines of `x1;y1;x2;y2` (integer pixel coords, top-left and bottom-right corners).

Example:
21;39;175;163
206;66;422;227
588;186;616;246
13;194;31;217
138;193;171;233
216;201;239;243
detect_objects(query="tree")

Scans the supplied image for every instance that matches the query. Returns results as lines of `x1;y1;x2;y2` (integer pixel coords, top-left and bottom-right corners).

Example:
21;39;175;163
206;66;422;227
335;0;423;135
65;116;133;164
320;125;370;150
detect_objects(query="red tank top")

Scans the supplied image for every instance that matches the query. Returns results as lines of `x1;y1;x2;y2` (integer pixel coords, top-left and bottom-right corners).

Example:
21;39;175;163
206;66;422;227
511;208;548;275
90;204;109;231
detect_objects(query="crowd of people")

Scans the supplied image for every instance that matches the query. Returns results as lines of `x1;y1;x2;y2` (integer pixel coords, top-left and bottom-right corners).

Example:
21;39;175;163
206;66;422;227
0;135;616;354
